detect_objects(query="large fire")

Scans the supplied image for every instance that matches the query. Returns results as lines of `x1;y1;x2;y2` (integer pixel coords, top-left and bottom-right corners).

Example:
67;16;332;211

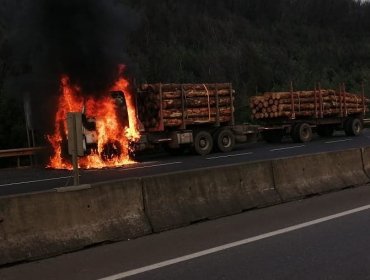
47;69;140;169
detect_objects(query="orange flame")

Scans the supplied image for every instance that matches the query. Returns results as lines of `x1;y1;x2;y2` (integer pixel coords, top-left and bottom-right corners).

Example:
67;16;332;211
47;69;140;170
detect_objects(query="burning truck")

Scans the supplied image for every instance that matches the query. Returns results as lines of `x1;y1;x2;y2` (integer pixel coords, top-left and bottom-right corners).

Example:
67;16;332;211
131;82;259;156
47;78;259;169
48;73;368;170
47;73;141;170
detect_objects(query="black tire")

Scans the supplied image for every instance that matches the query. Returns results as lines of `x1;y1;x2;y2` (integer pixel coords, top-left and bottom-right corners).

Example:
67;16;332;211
344;117;362;136
215;129;235;153
101;140;122;161
294;123;312;143
291;123;301;143
193;130;213;156
262;130;284;143
317;125;334;138
343;118;354;136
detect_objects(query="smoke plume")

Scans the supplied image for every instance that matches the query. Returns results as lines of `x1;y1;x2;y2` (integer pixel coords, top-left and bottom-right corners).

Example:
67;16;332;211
7;0;138;133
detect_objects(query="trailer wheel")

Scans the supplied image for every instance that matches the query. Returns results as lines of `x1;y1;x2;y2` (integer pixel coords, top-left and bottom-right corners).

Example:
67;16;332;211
317;125;334;138
294;123;312;143
215;129;235;153
262;130;284;143
291;123;301;143
193;130;213;156
344;117;362;136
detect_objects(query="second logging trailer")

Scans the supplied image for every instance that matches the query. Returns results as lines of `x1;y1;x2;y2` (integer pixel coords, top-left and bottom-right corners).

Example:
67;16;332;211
251;86;368;143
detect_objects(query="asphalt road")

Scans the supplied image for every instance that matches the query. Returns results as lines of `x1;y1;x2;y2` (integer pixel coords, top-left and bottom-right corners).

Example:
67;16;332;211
1;129;370;196
1;184;370;279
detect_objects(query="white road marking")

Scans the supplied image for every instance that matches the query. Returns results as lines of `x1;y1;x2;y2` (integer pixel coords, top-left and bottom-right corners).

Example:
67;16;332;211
324;139;352;144
83;161;160;172
0;176;74;187
206;152;253;160
117;162;182;171
1;162;182;187
98;204;370;280
270;145;305;152
139;161;159;165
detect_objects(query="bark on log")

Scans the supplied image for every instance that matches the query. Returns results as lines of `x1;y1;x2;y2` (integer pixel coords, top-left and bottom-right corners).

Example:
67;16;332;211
165;83;232;91
278;103;333;111
277;96;367;105
163;116;232;127
162;89;233;99
162;96;232;109
162;107;232;118
141;83;232;92
250;88;368;120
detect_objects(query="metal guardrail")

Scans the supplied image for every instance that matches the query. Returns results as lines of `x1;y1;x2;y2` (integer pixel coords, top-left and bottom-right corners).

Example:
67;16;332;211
0;147;46;158
0;147;47;167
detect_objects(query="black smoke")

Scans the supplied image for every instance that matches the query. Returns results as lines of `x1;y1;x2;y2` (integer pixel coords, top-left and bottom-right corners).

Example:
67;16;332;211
16;0;138;94
7;0;138;134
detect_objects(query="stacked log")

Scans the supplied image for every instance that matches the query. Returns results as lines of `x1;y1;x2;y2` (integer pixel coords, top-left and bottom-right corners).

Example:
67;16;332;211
138;83;234;130
250;89;369;120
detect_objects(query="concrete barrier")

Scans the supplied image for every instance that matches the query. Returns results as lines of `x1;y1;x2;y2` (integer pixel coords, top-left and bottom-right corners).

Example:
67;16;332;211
142;161;281;232
0;178;151;266
361;146;370;178
272;149;369;202
2;148;369;265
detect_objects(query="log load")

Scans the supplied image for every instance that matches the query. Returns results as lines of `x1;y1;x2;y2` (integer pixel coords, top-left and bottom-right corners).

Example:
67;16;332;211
249;89;370;120
137;83;235;130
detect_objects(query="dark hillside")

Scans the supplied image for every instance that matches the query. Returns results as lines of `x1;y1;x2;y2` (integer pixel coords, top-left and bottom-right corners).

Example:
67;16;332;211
1;0;370;150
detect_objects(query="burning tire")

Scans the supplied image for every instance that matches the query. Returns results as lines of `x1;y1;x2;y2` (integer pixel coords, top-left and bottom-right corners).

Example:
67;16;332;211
101;140;122;161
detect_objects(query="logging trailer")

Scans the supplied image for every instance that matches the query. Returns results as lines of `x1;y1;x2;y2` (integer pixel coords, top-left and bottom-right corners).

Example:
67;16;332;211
252;85;368;144
82;83;368;157
128;83;259;156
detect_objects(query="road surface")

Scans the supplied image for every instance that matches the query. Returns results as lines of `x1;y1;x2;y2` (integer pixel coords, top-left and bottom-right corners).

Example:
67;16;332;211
1;184;370;279
1;129;370;196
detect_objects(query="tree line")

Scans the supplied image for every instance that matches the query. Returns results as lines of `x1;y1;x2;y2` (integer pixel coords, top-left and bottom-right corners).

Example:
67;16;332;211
1;0;370;154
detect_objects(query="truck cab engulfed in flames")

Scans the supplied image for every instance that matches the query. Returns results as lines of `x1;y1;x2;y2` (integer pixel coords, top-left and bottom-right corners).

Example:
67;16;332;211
47;74;141;170
81;91;140;160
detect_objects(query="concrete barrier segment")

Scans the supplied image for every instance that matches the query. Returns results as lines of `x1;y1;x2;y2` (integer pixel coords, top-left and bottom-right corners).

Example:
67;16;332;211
272;148;369;202
0;178;151;266
142;161;281;232
360;146;370;179
1;148;368;265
